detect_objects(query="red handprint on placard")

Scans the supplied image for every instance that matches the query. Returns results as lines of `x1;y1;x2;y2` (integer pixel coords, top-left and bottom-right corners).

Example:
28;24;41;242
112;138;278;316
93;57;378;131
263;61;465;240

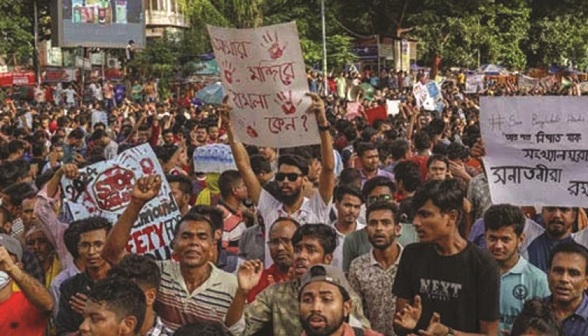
274;90;302;115
260;31;287;60
246;125;259;138
222;60;237;84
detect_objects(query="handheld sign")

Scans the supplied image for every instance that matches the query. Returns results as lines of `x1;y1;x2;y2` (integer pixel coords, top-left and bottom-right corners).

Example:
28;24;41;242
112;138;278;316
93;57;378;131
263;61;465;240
61;144;181;255
480;97;588;207
208;22;320;148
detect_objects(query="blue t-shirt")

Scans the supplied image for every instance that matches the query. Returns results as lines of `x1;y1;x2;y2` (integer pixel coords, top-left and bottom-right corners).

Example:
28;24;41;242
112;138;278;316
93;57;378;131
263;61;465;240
527;233;574;273
115;84;126;104
499;257;550;332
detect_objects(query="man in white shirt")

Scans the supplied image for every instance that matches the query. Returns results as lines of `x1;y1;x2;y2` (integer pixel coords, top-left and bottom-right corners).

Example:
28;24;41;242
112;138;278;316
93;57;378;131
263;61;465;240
331;184;364;269
225;93;335;266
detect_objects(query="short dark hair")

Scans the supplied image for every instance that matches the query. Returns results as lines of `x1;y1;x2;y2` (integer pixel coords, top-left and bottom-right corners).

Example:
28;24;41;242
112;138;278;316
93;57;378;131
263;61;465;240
108;254;161;291
278;154;309;176
3;182;36;207
174;205;223;236
73;216;113;239
362;176;396;199
510;299;564;336
334;184;364;203
366;201;398;223
219;170;243;198
483;204;525;236
166;174;193;196
412;179;464;217
291;224;337;255
426;154;449;169
7;140;24;154
339;168;361;186
549;242;588;274
88;277;146;334
63;220;88;260
162;128;174;136
393;161;421;192
173;321;229;336
388;139;410;161
270;217;301;233
414;131;432;151
250;154;272;175
356;142;377;157
68;128;85;140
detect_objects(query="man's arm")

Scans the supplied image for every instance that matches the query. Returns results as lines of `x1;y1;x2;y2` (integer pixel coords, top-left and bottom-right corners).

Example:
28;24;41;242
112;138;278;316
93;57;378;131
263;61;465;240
102;175;162;265
221;100;262;203
225;259;263;327
0;247;53;313
307;93;335;204
418;314;498;336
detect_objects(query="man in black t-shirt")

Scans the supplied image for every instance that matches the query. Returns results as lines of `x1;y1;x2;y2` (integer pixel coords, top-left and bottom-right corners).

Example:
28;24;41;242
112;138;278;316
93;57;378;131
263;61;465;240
392;179;499;336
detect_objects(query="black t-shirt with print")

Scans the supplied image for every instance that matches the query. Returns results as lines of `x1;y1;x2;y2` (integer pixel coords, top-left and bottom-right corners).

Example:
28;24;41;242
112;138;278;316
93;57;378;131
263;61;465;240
392;242;500;333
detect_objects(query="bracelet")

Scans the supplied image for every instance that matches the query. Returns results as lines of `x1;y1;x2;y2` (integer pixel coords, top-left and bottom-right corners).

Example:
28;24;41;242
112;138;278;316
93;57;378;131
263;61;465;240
318;124;330;132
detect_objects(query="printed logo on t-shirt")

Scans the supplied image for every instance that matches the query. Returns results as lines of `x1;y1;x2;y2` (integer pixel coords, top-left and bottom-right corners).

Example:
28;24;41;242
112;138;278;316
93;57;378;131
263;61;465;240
419;278;463;301
512;284;528;300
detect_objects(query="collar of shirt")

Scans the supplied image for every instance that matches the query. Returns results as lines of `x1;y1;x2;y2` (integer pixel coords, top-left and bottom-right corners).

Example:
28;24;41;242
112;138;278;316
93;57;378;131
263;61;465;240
504;256;528;276
332;221;365;238
571;294;588;321
276;199;311;221
266;263;290;281
369;243;404;269
218;200;242;217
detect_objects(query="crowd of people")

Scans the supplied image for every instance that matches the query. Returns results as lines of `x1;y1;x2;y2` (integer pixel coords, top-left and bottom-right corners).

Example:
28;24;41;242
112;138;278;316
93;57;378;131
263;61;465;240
0;66;586;336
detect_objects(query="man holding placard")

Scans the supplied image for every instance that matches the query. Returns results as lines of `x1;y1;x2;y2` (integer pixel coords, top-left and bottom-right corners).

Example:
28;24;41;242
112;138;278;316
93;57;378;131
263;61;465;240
223;92;335;267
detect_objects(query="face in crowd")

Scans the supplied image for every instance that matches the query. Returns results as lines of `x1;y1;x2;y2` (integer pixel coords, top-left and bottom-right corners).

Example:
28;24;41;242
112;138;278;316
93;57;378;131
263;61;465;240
542;207;576;240
268;219;298;271
299;280;351;336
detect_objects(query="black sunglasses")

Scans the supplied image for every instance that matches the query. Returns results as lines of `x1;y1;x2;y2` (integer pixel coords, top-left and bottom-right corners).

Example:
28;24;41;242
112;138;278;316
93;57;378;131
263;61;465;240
275;172;302;182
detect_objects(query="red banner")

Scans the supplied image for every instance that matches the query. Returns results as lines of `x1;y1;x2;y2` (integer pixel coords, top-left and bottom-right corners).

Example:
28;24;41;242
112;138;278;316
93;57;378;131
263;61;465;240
0;72;36;87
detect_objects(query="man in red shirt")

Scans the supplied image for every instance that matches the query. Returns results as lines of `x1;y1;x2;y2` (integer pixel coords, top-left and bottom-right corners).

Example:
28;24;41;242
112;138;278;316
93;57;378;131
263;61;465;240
0;233;54;336
246;218;299;302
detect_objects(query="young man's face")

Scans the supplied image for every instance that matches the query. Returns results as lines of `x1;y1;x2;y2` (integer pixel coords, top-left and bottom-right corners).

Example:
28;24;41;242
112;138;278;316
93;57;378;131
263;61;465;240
360;149;379;172
276;164;304;205
413;199;456;243
169;182;189;210
79;300;137;336
485;226;523;266
367;209;400;250
428;160;448;181
548;252;588;306
163;132;174;145
78;229;108;270
195;128;208;142
334;194;362;226
299;281;350;336
292;236;331;278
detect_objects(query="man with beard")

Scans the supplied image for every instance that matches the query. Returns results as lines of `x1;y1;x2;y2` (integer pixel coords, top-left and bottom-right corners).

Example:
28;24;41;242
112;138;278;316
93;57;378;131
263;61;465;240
245;217;299;302
348;202;402;336
357;142;394;187
25;225;60;288
299;265;383;336
101;176;242;334
331;185;364;269
225;93;335;267
483;204;550;333
225;224;370;336
527;207;578;273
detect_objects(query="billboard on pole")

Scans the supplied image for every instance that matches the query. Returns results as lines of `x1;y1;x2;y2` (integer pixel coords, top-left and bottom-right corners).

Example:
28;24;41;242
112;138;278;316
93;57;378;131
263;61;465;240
51;0;145;48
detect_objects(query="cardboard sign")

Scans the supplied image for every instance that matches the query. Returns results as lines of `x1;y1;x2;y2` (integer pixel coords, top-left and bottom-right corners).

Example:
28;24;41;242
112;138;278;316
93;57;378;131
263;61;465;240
61;144;181;255
480;97;588;207
465;75;485;94
208;22;320;148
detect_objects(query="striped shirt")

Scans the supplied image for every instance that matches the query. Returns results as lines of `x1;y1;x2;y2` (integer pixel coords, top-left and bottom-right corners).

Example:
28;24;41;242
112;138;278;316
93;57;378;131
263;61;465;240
154;261;240;332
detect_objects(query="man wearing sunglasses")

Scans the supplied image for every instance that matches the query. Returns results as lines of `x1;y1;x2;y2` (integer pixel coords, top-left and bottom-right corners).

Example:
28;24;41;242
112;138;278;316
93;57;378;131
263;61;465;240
224;93;335;267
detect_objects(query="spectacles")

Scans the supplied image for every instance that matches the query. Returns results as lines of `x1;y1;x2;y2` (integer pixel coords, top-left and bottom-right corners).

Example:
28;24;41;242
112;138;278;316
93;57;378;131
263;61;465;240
267;237;292;247
275;173;302;182
367;194;392;205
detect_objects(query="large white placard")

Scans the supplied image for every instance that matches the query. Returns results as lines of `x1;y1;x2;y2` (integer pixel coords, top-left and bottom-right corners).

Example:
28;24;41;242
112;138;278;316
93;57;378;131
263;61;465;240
480;97;588;207
208;22;320;148
61;144;181;255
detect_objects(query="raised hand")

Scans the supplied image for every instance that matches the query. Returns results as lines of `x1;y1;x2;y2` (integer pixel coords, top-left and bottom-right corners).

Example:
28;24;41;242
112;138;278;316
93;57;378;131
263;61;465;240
62;163;79;180
131;175;162;204
305;92;327;125
393;295;423;332
69;292;88;315
0;246;17;274
418;312;449;336
236;259;263;294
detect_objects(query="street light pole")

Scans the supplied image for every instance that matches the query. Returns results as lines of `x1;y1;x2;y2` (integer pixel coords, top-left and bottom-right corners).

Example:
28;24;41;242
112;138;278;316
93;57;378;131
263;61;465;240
34;0;40;86
321;0;328;96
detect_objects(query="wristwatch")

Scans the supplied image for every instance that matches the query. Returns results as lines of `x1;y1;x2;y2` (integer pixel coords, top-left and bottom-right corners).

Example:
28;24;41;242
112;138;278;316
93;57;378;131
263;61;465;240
318;124;330;132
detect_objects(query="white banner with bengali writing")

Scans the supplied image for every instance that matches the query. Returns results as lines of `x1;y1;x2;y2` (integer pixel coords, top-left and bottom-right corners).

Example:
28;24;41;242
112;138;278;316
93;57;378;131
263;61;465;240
61;144;181;255
208;22;320;148
480;97;588;207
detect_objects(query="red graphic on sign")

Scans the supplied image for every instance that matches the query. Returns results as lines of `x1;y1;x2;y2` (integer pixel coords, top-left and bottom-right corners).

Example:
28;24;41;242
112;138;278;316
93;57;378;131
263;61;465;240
274;90;301;115
92;166;136;211
222;60;237;84
247;126;259;138
260;31;287;60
